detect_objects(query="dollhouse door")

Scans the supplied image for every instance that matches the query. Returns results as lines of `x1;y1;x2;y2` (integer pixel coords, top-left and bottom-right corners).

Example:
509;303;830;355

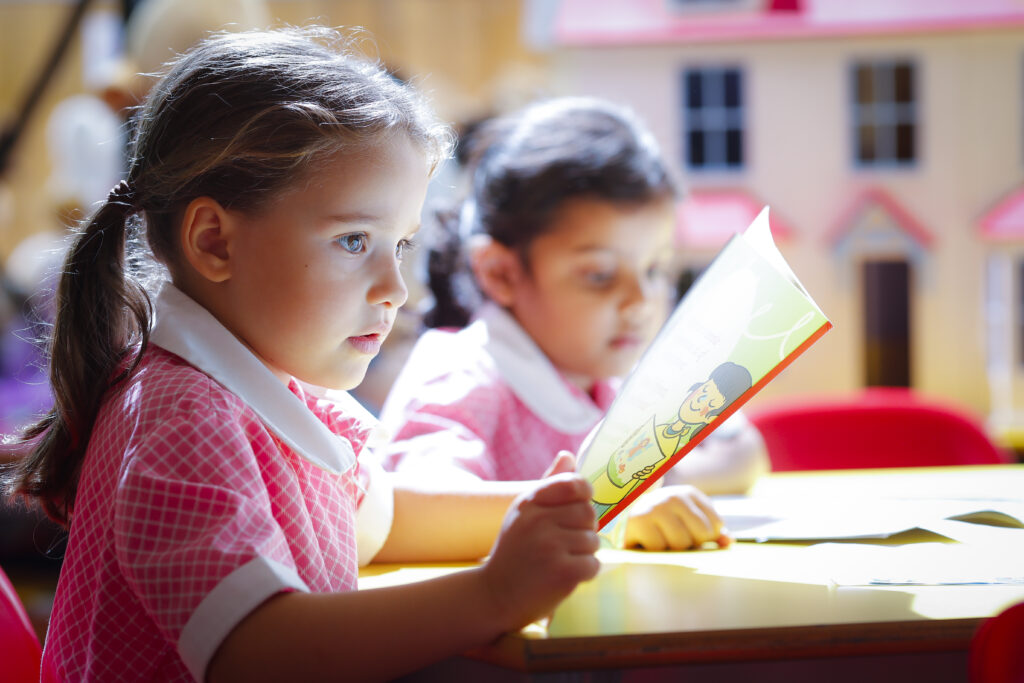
863;259;911;387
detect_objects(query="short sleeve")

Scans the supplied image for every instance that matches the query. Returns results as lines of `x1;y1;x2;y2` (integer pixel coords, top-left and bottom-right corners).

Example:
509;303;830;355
114;408;306;681
353;456;394;565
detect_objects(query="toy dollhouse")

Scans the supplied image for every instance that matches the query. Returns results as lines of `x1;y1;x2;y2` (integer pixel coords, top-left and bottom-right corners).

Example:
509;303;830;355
545;0;1024;450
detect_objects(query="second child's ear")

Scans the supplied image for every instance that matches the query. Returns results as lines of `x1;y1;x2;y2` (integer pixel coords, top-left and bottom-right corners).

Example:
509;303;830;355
180;196;235;283
468;235;523;307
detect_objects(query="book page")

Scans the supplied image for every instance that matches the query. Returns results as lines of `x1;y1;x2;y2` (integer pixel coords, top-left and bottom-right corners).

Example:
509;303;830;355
578;207;831;529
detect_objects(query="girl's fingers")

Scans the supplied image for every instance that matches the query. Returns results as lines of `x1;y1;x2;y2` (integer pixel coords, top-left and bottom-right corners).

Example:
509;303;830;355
653;512;700;550
630;519;670;551
670;496;719;547
530;474;592;507
543;451;577;477
687;491;725;538
521;497;596;533
564;528;602;556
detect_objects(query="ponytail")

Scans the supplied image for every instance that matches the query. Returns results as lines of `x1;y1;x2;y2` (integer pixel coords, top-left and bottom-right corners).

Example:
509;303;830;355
1;26;452;526
3;181;152;526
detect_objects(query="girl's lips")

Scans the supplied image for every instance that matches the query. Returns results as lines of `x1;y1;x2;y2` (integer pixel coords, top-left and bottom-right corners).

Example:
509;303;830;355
348;333;383;355
610;334;644;350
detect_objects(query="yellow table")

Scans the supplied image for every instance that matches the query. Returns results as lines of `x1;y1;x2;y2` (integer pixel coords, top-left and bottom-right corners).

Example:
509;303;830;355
360;465;1024;680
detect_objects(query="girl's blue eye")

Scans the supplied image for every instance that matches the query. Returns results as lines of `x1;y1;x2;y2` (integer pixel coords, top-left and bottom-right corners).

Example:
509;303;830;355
336;233;367;254
396;237;416;261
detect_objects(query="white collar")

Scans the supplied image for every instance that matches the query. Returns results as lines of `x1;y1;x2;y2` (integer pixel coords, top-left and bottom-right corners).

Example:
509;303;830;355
149;284;358;474
475;303;603;433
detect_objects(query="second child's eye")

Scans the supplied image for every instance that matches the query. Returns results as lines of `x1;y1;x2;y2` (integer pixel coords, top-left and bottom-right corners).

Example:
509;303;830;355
336;233;367;254
396;237;417;261
582;269;616;287
647;263;669;281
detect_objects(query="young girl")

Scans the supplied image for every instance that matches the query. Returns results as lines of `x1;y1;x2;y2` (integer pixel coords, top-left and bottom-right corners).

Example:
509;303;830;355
0;28;601;682
380;98;769;550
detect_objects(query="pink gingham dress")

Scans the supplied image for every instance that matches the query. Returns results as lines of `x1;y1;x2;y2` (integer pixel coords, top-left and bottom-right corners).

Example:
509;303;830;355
42;285;393;683
379;304;618;481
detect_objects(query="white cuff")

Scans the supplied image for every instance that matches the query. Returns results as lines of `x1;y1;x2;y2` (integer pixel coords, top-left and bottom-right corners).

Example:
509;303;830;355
356;457;395;566
179;556;308;683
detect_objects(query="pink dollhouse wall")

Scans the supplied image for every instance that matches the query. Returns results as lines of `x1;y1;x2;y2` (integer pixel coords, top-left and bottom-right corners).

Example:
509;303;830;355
547;0;1024;448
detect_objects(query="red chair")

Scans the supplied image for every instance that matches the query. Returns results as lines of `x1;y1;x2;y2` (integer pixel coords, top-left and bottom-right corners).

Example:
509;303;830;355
747;387;1013;471
1;564;42;683
971;601;1024;683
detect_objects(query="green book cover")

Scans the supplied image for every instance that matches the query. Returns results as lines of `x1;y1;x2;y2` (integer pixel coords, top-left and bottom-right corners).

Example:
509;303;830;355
577;207;832;530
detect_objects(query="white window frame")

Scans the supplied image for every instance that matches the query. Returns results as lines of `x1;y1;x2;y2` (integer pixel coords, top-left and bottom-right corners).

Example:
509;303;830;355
682;66;745;171
850;59;919;168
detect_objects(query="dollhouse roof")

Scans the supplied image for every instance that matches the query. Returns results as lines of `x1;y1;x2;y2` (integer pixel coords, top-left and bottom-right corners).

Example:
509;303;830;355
553;0;1024;46
676;189;793;249
827;187;935;248
979;187;1024;242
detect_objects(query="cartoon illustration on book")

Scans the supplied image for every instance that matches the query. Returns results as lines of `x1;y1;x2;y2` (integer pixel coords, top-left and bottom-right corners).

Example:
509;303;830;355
589;362;753;518
576;207;833;530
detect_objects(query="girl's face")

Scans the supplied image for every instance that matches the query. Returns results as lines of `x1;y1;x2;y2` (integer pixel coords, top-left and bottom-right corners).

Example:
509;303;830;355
505;196;676;392
218;135;431;389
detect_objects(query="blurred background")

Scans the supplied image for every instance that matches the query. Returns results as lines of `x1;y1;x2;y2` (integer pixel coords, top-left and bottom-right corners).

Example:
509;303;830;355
3;0;1024;637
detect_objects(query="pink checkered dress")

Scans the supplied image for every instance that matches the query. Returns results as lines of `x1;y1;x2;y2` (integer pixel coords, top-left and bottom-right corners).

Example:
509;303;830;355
43;343;373;681
379;304;618;481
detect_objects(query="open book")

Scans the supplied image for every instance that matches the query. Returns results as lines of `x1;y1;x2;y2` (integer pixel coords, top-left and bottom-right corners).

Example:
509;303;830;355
577;207;832;530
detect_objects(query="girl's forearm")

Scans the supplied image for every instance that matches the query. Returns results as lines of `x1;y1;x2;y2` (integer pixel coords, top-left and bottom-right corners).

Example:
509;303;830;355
208;567;506;683
210;472;602;682
373;475;529;562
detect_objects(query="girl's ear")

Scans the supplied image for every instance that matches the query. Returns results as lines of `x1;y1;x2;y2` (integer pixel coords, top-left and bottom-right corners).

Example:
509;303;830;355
468;234;523;306
180;196;235;283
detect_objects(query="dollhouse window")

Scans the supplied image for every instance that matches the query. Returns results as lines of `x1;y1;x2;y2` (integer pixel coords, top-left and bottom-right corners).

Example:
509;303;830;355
851;60;917;166
682;67;745;171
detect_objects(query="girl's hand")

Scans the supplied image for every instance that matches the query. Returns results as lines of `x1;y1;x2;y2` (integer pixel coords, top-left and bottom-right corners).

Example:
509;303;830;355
542;450;577;477
623;484;730;551
480;473;600;631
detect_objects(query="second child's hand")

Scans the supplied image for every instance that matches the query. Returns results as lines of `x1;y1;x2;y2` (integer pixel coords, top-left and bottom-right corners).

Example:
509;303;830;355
622;485;731;551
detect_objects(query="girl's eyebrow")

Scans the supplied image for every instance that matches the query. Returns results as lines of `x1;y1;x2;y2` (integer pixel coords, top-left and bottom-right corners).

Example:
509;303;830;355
327;212;382;224
572;244;618;254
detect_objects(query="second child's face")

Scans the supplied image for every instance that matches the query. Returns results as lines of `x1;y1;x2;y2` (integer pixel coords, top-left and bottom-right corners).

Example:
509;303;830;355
220;135;430;390
508;196;676;391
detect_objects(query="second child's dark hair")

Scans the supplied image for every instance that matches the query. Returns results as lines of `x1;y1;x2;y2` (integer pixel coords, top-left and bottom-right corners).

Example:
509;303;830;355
1;26;453;526
424;97;678;328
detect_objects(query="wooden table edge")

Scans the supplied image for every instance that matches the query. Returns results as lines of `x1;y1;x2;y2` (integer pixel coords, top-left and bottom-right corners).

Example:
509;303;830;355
466;616;983;672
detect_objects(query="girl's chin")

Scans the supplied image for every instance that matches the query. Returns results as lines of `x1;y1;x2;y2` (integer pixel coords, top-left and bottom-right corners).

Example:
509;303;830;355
293;365;369;393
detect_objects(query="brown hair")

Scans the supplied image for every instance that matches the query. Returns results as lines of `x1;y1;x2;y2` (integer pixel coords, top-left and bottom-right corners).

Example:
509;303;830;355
424;97;677;328
1;26;453;526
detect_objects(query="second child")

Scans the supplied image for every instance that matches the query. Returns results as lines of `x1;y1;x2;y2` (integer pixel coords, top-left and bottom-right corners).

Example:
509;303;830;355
381;98;769;551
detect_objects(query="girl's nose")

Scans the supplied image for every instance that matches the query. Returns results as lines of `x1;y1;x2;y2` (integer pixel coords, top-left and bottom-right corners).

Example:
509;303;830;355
367;254;408;308
622;272;658;312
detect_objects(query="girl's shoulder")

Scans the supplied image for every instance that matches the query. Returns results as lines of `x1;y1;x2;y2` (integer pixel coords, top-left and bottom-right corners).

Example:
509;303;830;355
85;344;270;489
111;343;253;423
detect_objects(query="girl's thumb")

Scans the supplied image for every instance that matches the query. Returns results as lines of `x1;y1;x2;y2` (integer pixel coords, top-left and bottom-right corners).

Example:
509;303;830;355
543;450;577;477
